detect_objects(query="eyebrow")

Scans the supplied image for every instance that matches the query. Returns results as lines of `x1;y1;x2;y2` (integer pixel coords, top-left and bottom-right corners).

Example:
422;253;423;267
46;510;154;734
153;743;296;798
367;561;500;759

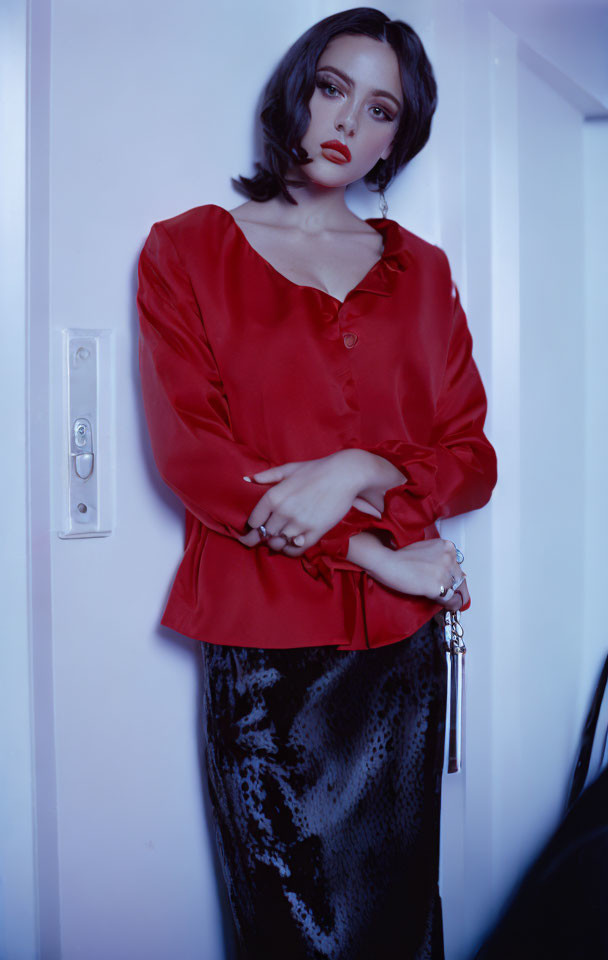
316;64;402;111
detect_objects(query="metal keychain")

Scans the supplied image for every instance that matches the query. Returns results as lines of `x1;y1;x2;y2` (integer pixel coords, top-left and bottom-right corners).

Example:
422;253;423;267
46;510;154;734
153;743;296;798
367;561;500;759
443;609;466;773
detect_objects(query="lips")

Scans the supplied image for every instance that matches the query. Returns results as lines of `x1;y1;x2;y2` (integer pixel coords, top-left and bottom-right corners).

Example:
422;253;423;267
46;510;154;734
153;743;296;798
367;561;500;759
320;140;351;163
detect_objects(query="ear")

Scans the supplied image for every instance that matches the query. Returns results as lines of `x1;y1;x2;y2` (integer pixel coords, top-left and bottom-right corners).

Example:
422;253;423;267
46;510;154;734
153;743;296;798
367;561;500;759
379;142;393;162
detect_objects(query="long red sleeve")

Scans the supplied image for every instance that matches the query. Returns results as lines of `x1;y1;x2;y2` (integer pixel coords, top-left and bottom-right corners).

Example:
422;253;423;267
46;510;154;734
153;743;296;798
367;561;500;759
374;275;497;547
137;222;273;540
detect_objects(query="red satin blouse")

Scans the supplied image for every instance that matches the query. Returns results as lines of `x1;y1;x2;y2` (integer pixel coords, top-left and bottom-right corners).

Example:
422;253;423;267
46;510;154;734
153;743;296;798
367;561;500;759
137;203;497;650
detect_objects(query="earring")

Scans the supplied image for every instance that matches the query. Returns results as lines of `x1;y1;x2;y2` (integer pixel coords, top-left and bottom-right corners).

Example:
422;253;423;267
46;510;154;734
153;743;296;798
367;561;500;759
378;189;388;219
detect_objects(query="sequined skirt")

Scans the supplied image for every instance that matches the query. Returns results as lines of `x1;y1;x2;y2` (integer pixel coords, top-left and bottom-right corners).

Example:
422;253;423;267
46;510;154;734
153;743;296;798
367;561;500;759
200;612;447;960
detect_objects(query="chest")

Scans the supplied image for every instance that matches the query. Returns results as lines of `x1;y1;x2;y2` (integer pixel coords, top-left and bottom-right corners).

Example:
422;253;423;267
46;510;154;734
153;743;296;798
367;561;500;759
196;249;449;461
231;218;385;303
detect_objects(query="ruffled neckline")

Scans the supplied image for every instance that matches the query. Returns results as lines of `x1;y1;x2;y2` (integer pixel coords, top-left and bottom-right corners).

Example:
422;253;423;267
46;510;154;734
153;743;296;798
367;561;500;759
214;204;412;305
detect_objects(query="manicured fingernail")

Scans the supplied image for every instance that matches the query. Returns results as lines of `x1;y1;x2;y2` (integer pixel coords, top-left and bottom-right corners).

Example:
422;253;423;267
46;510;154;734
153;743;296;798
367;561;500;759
243;476;251;482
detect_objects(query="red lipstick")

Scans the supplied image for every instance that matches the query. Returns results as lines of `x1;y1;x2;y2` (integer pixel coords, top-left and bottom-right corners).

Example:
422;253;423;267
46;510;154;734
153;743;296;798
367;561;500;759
320;140;351;163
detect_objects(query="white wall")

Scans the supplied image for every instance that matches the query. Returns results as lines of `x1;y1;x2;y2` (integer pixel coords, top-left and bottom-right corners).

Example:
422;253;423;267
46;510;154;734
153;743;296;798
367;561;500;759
486;0;608;106
0;3;38;958
583;118;608;730
2;1;607;958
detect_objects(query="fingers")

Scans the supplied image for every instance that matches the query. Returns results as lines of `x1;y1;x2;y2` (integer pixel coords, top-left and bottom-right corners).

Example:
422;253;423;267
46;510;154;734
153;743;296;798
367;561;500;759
439;596;460;613
246;470;298;529
437;594;458;612
237;528;265;547
264;518;306;552
352;496;383;519
243;462;303;485
437;578;470;612
458;581;471;608
246;488;275;531
434;538;467;606
265;532;306;552
278;542;307;557
436;575;465;604
240;516;308;553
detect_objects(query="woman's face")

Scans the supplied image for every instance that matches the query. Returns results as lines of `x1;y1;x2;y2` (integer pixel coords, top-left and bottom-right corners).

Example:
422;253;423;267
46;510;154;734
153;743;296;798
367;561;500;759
298;33;404;188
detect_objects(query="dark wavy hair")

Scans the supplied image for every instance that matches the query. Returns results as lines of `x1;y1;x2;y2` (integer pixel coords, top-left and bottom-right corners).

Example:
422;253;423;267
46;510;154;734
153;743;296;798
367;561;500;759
231;7;438;205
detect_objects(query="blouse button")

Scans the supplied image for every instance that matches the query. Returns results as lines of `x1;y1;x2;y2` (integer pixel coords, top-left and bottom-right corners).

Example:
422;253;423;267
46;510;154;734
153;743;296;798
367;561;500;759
343;332;358;348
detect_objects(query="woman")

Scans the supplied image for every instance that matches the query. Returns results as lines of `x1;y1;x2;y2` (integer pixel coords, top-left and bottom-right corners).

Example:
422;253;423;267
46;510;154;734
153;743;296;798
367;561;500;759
137;7;497;959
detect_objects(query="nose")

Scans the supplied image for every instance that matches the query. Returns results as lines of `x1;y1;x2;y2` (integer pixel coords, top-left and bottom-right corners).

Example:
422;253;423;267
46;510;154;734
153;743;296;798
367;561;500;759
334;102;356;137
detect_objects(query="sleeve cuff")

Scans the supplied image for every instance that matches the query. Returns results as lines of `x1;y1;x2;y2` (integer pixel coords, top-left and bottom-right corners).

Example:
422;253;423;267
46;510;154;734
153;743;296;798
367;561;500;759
366;441;439;549
299;503;377;587
299;442;439;587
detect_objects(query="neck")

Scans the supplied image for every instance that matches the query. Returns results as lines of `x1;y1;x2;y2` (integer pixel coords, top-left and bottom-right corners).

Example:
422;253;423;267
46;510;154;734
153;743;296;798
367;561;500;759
267;170;356;232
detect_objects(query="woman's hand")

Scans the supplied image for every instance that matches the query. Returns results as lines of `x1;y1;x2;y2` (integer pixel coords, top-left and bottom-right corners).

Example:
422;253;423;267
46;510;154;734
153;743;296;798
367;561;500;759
367;537;469;612
236;451;383;555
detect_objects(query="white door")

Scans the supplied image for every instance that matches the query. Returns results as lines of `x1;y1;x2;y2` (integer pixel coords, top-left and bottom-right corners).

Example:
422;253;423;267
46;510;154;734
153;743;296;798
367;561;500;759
3;1;607;958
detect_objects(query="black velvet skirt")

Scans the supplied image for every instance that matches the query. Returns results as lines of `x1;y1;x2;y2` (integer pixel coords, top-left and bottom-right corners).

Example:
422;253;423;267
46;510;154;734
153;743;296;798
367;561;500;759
200;612;447;960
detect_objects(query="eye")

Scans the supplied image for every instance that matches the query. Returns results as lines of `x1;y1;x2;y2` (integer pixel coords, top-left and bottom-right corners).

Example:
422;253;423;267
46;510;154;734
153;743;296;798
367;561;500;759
371;105;395;123
316;79;342;98
315;75;397;122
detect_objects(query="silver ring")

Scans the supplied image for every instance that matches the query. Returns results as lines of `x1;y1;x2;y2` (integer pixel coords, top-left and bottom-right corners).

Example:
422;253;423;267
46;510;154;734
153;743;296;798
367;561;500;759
439;585;447;597
447;540;465;564
257;524;268;539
